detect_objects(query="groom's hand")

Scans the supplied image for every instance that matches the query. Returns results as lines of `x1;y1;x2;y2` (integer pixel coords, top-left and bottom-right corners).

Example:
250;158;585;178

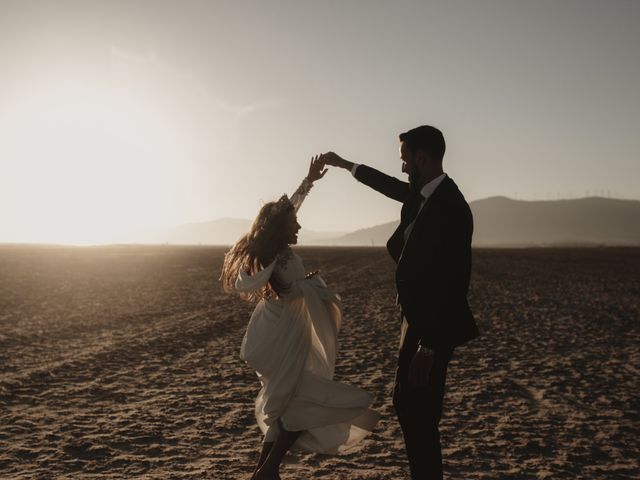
320;152;354;171
408;346;435;387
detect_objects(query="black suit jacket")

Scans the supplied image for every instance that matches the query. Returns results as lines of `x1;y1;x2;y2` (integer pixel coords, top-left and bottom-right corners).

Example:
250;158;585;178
355;164;479;350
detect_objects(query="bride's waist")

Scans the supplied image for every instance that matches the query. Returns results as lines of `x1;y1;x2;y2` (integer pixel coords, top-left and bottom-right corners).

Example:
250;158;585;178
267;276;338;303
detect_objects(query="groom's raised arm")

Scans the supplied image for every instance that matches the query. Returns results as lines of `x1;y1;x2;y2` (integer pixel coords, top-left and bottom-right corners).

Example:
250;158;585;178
321;152;410;203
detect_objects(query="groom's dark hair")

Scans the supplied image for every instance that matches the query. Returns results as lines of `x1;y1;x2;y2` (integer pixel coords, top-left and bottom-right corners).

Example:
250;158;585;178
399;125;446;162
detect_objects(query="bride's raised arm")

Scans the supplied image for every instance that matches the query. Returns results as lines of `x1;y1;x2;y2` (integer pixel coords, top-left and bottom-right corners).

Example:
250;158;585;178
290;155;327;212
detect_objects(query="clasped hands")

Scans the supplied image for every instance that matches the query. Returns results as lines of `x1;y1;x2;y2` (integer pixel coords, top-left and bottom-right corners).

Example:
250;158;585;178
307;152;353;183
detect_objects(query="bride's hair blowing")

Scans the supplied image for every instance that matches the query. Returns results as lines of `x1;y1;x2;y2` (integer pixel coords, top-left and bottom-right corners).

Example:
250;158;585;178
221;195;294;301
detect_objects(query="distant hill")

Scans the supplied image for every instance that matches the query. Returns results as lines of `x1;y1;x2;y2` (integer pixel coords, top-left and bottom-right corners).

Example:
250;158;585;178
142;217;344;246
471;196;640;246
140;197;640;247
324;196;640;247
161;218;250;245
327;221;398;246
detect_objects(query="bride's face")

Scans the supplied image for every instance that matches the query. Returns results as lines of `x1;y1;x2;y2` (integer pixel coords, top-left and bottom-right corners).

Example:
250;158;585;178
284;209;301;245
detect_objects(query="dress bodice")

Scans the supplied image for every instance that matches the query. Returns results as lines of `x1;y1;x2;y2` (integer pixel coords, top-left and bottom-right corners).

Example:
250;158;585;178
271;248;306;298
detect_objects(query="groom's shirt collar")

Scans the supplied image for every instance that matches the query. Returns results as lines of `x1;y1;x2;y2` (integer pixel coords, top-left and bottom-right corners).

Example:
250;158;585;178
418;173;447;203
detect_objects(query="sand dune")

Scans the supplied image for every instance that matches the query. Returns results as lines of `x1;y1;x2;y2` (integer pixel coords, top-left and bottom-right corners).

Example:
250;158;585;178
0;245;638;478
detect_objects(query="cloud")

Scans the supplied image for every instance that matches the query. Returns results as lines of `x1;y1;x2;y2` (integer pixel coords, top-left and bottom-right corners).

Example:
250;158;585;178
108;45;285;119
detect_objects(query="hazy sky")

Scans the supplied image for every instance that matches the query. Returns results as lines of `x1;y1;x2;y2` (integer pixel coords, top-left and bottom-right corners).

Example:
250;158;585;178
1;0;639;244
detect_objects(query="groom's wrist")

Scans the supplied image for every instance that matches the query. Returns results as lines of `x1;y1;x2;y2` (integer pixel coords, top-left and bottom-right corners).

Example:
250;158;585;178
343;160;355;170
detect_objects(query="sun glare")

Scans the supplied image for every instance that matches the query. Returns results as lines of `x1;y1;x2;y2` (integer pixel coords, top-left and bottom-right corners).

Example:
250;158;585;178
1;80;190;245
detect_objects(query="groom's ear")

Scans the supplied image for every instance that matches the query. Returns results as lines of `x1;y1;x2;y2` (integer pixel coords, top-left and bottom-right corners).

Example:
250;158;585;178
414;148;429;167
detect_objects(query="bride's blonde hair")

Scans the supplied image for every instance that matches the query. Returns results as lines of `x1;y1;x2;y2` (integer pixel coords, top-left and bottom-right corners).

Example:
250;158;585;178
220;195;294;301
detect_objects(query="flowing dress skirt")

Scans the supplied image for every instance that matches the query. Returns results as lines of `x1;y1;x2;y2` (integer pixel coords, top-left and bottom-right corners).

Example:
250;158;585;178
240;276;379;453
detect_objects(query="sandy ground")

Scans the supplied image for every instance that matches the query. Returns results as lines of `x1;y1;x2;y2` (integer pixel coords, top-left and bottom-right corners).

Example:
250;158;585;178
0;245;638;479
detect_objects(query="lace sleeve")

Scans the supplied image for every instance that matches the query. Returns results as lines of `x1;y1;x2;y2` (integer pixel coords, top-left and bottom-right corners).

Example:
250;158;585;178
290;177;313;213
235;260;277;293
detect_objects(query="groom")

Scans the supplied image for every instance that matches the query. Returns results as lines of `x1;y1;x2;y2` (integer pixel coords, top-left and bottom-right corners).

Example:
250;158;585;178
321;125;479;479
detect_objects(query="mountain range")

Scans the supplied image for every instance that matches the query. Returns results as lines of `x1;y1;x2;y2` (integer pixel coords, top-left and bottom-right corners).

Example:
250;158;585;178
138;197;640;247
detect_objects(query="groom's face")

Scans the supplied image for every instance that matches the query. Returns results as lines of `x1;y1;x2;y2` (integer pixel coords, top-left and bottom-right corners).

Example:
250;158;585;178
400;142;419;186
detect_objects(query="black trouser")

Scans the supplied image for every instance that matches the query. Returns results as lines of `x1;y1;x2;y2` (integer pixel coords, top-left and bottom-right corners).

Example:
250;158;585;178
393;334;454;480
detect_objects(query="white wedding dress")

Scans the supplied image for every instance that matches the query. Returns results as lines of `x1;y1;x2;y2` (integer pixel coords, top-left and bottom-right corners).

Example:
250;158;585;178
235;178;379;454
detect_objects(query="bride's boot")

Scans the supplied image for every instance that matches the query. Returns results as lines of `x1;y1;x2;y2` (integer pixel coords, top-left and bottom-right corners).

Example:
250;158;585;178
255;422;301;480
250;441;274;480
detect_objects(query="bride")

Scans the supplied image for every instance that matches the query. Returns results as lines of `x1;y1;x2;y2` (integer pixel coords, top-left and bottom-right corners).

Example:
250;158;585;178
221;157;379;480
